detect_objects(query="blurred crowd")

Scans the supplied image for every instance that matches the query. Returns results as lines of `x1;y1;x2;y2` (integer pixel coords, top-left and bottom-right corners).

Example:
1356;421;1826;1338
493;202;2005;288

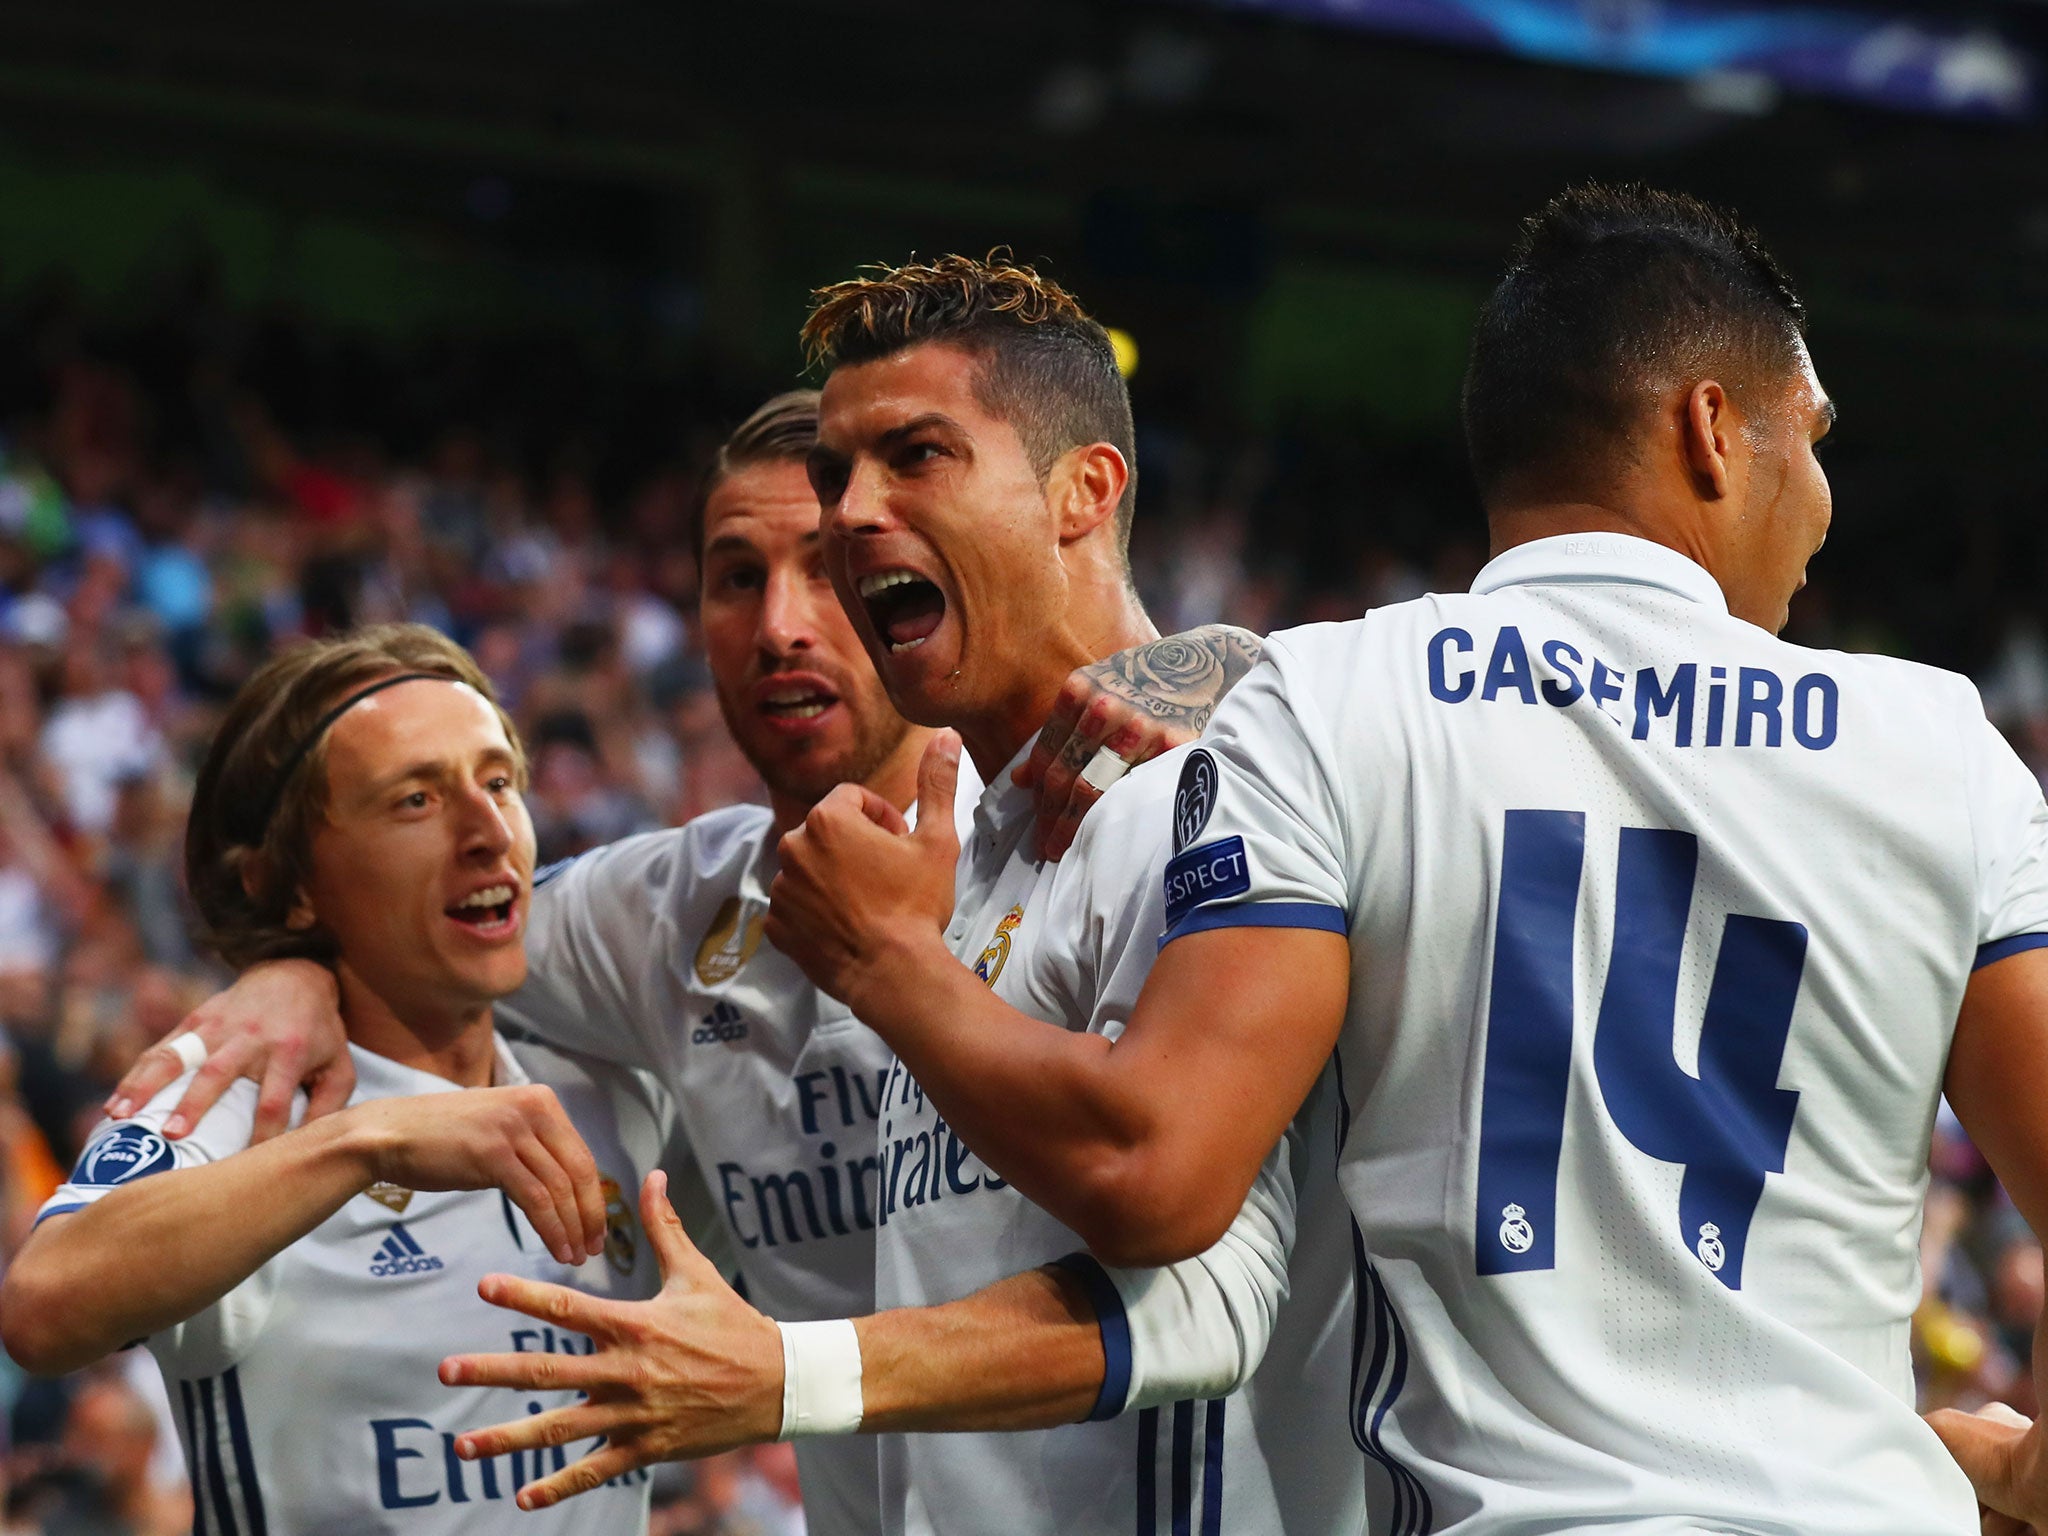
0;278;2038;1530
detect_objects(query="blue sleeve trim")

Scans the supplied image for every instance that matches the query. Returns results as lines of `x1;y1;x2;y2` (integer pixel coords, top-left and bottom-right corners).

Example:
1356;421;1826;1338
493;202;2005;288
32;1201;87;1228
1975;932;2048;970
1160;901;1348;949
1053;1253;1132;1423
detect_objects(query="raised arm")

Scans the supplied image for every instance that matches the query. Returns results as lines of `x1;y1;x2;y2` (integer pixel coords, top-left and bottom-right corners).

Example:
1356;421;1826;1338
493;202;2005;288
1;1085;608;1375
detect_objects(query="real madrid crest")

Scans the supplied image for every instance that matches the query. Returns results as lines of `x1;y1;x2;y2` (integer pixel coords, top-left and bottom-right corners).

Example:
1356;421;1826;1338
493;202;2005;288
973;905;1025;989
695;896;766;986
1695;1221;1725;1273
601;1176;638;1275
1498;1202;1534;1254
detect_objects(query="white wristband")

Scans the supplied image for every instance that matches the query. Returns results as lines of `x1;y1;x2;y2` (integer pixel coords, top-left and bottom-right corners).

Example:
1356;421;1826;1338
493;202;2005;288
777;1319;864;1439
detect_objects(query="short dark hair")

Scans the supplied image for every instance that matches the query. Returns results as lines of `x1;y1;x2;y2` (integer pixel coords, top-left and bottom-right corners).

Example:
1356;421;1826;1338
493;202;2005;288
691;389;822;559
801;252;1138;550
185;623;525;970
1461;183;1808;504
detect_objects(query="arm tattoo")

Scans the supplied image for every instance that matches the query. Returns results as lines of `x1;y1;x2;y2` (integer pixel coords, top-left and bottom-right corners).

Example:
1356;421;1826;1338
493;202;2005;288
1087;624;1265;736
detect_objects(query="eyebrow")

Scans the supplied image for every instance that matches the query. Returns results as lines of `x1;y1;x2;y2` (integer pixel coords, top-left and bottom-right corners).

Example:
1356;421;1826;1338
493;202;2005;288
1815;399;1838;434
876;412;961;446
704;533;764;559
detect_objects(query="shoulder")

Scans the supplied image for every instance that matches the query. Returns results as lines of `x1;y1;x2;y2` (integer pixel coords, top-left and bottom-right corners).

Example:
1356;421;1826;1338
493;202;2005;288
534;806;773;912
70;1071;264;1184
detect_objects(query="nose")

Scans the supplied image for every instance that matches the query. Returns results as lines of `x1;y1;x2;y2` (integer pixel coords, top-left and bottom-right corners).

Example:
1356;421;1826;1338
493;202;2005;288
454;780;515;861
757;564;819;660
825;457;895;543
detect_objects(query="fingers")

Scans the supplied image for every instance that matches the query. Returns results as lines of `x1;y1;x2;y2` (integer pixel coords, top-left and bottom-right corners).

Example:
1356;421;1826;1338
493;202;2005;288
913;730;961;851
249;1035;312;1145
512;1444;643;1513
527;1101;608;1259
640;1171;721;1290
163;1032;264;1140
513;1129;592;1266
452;1400;623;1462
1928;1407;2028;1512
440;1345;612;1396
105;1029;196;1121
302;1061;358;1126
1015;679;1089;791
1035;715;1143;862
467;1271;621;1337
855;788;910;836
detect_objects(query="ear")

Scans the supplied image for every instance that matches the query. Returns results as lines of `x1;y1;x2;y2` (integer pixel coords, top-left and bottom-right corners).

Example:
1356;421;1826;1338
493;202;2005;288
1050;443;1129;546
1682;381;1738;500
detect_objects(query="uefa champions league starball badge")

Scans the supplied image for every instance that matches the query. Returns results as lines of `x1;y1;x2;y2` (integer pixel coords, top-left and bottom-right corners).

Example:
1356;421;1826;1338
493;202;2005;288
1696;1222;1726;1272
1498;1203;1534;1254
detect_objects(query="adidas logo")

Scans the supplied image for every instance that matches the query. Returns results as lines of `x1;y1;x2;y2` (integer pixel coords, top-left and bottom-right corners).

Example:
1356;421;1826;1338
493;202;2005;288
369;1222;445;1278
691;1001;747;1045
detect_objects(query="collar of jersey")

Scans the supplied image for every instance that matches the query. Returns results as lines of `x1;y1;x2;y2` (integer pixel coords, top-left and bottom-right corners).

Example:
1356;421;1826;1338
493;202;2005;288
346;1033;529;1102
1470;532;1729;614
970;740;1040;856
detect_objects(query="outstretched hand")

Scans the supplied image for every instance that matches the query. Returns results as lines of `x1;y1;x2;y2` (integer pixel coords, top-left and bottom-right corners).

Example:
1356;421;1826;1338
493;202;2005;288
765;730;963;1017
439;1171;785;1510
1928;1401;2047;1535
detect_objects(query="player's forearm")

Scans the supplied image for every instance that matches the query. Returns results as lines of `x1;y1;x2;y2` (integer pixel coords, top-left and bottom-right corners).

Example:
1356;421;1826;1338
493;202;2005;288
846;937;1166;1243
853;1267;1104;1433
0;1113;380;1373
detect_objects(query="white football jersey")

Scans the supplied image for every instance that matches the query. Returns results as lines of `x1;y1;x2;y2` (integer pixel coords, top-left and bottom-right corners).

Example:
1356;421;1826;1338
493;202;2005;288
1165;532;2048;1535
871;746;1364;1536
38;1038;669;1536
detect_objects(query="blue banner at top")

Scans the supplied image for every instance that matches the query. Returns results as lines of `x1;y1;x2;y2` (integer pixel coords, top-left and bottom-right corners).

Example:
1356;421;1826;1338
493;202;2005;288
1214;0;2036;118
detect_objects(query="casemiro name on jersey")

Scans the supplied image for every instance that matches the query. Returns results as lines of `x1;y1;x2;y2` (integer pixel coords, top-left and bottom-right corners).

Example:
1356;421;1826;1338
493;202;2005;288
1428;624;1840;750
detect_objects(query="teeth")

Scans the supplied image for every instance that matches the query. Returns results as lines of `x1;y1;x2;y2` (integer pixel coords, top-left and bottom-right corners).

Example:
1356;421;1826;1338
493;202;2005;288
888;637;928;654
457;885;513;909
858;571;924;599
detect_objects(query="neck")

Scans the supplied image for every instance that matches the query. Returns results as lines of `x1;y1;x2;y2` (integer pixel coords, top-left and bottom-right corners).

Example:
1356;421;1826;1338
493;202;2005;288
768;728;931;838
960;584;1158;783
336;963;499;1087
1487;497;1714;572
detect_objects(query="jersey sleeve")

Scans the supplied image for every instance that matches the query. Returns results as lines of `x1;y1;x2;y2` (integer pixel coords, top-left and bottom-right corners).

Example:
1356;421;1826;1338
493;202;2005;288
1960;697;2048;968
1158;647;1351;947
37;1073;283;1374
498;833;691;1079
1043;754;1298;1415
1057;1129;1297;1416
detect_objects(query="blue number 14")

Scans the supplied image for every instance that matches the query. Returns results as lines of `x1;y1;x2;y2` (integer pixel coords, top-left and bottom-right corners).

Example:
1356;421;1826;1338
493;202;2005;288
1474;810;1806;1290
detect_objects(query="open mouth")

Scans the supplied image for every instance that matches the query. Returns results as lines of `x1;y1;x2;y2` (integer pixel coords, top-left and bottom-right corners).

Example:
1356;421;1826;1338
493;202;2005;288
446;883;517;932
759;684;839;722
857;570;946;654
